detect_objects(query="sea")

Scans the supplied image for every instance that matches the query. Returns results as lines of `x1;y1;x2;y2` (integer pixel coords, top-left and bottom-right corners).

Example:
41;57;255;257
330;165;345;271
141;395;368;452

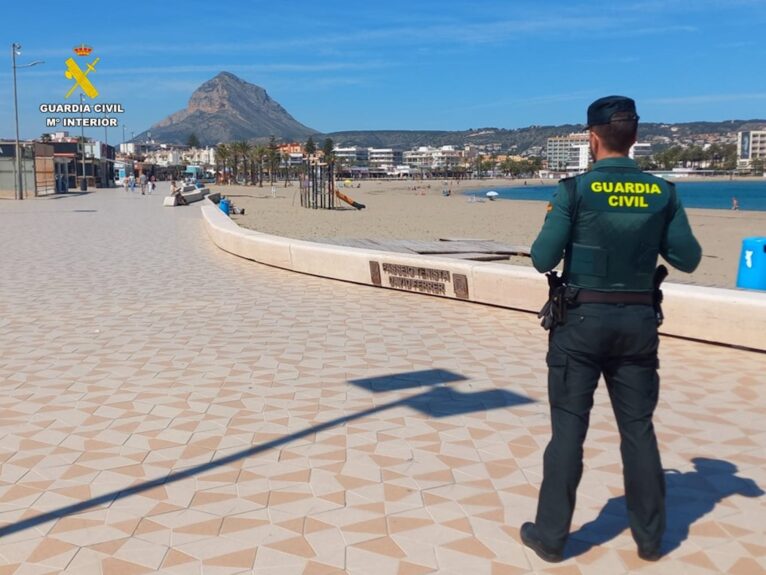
466;179;766;211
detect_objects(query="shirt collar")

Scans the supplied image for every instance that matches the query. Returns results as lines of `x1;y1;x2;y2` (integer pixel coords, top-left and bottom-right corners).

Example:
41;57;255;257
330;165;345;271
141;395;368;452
592;157;639;171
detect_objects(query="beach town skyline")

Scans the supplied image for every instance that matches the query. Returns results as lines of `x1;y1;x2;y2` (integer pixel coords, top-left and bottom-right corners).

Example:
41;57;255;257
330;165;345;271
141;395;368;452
3;0;766;141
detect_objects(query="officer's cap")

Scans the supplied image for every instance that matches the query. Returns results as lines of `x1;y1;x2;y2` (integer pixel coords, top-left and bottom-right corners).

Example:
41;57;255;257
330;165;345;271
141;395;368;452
587;96;639;127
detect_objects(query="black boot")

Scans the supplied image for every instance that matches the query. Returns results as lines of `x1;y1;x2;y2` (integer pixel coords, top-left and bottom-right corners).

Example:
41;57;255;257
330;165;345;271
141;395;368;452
520;522;564;563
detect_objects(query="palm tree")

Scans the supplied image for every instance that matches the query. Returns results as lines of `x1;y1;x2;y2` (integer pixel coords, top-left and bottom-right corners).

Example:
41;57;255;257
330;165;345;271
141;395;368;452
283;152;292;186
267;136;280;185
247;147;258;185
304;136;316;157
230;141;251;184
215;143;230;184
253;145;268;187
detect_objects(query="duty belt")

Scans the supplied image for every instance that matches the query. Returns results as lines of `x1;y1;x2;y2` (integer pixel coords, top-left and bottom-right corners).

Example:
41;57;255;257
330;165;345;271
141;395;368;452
574;290;653;305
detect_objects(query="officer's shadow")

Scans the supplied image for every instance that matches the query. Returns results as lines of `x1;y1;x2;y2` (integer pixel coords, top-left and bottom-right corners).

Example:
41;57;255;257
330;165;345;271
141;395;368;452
566;457;764;558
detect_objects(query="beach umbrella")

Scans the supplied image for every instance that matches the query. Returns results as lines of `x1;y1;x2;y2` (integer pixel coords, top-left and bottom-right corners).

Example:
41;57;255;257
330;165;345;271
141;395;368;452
486;190;499;200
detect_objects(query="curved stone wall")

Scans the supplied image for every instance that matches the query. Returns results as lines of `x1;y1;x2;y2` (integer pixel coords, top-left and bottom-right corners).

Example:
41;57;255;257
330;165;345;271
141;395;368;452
201;199;766;352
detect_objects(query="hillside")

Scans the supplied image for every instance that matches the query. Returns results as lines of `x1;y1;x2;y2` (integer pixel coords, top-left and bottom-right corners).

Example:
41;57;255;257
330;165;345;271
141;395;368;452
326;120;766;153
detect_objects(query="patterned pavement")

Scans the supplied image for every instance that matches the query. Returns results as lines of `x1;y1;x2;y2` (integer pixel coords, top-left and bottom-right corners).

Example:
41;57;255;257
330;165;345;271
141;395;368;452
0;186;764;575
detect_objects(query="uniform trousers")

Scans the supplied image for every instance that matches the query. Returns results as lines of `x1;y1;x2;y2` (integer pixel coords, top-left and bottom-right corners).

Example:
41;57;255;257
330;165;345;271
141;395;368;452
535;302;665;552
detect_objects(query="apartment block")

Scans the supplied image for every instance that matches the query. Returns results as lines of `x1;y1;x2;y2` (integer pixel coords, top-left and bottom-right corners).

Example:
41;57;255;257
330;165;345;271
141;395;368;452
738;130;766;168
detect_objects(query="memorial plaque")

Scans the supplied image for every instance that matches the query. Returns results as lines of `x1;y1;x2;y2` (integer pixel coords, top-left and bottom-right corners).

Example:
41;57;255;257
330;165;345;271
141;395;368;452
375;261;459;297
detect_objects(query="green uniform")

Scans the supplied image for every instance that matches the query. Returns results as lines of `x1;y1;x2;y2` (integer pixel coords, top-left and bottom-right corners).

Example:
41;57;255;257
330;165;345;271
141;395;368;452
529;157;701;556
531;157;701;286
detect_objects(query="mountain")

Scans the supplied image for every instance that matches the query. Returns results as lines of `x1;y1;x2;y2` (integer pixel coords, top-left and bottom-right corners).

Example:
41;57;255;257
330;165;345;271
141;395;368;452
137;73;766;152
136;72;318;146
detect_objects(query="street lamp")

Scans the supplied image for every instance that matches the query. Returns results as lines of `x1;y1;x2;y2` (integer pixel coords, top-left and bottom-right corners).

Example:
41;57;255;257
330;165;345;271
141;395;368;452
11;42;44;200
80;93;87;191
104;114;110;187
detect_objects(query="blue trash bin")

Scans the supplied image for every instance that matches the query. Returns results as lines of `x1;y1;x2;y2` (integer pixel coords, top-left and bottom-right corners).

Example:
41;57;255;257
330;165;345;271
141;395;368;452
219;198;231;216
736;237;766;290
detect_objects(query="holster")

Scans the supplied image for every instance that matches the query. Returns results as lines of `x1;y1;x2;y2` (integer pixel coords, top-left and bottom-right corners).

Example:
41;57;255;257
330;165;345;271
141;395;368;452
538;271;567;331
653;265;668;326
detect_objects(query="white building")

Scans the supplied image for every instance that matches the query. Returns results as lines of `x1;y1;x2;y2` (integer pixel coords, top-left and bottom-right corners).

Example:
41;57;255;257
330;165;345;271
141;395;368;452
183;146;215;166
142;146;215;167
403;146;464;171
144;148;181;166
546;133;589;173
738;130;766;168
283;152;304;169
547;134;651;173
629;142;652;160
368;148;403;172
334;146;369;165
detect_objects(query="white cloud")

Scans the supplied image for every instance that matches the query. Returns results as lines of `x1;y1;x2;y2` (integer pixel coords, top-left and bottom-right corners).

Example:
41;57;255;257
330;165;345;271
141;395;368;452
646;93;766;105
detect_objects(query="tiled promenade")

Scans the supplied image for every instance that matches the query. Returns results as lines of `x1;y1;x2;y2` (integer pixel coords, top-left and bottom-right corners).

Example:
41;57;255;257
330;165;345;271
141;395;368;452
1;187;764;575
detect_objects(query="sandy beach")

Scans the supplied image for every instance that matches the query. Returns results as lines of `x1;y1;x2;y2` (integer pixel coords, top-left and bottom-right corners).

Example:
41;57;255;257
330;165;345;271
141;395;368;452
219;178;766;289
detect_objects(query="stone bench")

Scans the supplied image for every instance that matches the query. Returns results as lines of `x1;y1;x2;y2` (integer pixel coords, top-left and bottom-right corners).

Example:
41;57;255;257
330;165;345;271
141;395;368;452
163;185;213;207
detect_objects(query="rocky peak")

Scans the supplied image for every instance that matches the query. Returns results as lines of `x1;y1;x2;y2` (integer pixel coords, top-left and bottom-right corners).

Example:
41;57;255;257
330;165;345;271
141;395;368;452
140;72;318;145
188;72;280;116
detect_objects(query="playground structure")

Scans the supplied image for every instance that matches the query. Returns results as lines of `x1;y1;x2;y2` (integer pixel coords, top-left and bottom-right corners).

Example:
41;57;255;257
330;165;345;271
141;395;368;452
300;157;365;210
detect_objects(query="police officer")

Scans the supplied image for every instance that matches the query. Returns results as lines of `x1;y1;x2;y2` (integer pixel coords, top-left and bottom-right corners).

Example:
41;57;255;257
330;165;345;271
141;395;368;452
521;96;702;562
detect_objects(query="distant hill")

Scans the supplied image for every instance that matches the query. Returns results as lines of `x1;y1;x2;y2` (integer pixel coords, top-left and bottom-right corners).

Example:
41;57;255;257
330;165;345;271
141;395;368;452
326;120;766;153
134;72;766;151
135;72;318;146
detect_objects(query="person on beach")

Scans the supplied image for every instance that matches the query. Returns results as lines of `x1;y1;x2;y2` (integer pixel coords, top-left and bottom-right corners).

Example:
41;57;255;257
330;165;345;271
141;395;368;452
522;96;702;563
139;173;147;195
731;196;739;210
150;175;156;194
128;174;136;193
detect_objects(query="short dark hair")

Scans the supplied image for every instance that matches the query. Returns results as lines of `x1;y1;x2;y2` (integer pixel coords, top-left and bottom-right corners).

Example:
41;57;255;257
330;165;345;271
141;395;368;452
591;112;637;154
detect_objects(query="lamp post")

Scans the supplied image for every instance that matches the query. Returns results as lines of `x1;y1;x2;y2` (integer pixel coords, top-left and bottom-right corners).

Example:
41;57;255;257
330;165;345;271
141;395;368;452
104;114;110;187
80;93;87;191
11;42;44;200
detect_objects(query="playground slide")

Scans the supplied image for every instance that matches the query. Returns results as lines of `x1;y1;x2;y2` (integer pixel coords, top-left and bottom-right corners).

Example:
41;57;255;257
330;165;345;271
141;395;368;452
335;190;366;210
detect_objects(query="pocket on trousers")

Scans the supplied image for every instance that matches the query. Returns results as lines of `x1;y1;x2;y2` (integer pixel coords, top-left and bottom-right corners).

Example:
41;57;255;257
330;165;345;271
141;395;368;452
546;349;569;405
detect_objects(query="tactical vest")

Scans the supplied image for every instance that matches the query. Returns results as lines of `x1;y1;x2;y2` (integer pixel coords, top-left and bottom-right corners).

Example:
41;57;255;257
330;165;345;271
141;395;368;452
563;166;675;291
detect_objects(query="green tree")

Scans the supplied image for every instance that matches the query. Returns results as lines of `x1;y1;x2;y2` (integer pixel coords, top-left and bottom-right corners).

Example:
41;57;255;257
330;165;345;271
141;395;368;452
707;143;725;169
305;136;317;157
267;136;280;184
721;144;738;171
246;147;258;185
636;156;656;171
680;145;705;168
254;145;267;187
321;138;336;191
187;133;201;148
654;146;682;170
231;141;251;183
283;152;292;186
215;143;230;183
321;138;335;162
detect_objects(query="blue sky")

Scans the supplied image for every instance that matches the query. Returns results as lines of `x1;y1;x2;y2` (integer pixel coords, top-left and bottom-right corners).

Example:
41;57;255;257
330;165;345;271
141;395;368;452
2;0;765;141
